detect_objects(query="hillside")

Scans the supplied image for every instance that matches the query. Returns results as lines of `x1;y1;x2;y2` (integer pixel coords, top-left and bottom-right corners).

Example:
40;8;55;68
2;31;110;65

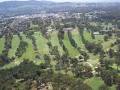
0;22;118;89
0;1;120;90
0;1;120;17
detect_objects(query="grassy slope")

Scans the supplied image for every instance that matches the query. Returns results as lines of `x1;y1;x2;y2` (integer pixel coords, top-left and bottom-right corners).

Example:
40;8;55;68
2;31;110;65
21;33;36;60
34;32;49;55
8;35;20;58
0;30;117;90
85;33;100;67
3;30;115;69
71;30;85;49
82;31;116;67
63;32;79;57
84;31;92;41
0;37;5;54
2;33;37;69
50;31;64;55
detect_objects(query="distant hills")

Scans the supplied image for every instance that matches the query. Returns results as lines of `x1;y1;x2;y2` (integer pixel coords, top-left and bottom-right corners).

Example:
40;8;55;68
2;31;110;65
0;1;120;17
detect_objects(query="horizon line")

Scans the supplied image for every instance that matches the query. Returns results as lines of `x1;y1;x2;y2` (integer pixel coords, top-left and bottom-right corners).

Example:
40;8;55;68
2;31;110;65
0;0;120;3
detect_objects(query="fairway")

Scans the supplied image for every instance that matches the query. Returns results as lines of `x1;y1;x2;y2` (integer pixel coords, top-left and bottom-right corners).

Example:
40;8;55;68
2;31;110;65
71;30;85;49
34;32;49;55
21;33;36;60
8;35;20;58
83;30;92;41
0;37;5;54
50;31;64;55
0;2;120;90
63;32;79;57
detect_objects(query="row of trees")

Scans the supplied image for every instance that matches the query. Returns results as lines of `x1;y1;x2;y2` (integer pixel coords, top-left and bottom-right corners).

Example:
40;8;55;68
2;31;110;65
2;34;13;56
58;30;69;55
78;26;87;44
0;34;13;65
85;41;103;55
25;31;38;51
15;40;28;57
68;31;77;48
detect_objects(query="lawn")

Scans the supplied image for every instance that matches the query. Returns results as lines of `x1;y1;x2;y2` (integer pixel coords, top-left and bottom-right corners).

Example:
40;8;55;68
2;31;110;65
63;32;79;57
0;37;5;54
8;35;20;58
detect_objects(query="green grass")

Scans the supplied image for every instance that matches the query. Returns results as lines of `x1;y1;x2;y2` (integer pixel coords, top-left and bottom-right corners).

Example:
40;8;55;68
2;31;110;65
34;32;49;55
21;33;36;60
87;53;99;67
102;39;116;51
0;37;5;54
50;31;64;55
85;77;116;90
85;77;105;90
0;28;117;76
8;35;20;58
2;60;22;69
84;31;92;41
71;30;85;49
63;32;79;57
1;32;50;69
2;33;44;69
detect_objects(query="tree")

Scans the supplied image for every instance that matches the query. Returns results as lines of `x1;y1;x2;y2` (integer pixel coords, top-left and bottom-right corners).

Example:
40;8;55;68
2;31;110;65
62;44;69;55
78;26;87;44
115;45;120;71
104;35;109;41
91;31;95;39
47;41;52;49
58;30;64;40
68;31;77;48
101;70;113;86
80;50;89;61
108;49;114;58
100;58;113;69
15;40;28;57
52;73;73;90
85;41;103;54
116;76;120;90
44;54;51;66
